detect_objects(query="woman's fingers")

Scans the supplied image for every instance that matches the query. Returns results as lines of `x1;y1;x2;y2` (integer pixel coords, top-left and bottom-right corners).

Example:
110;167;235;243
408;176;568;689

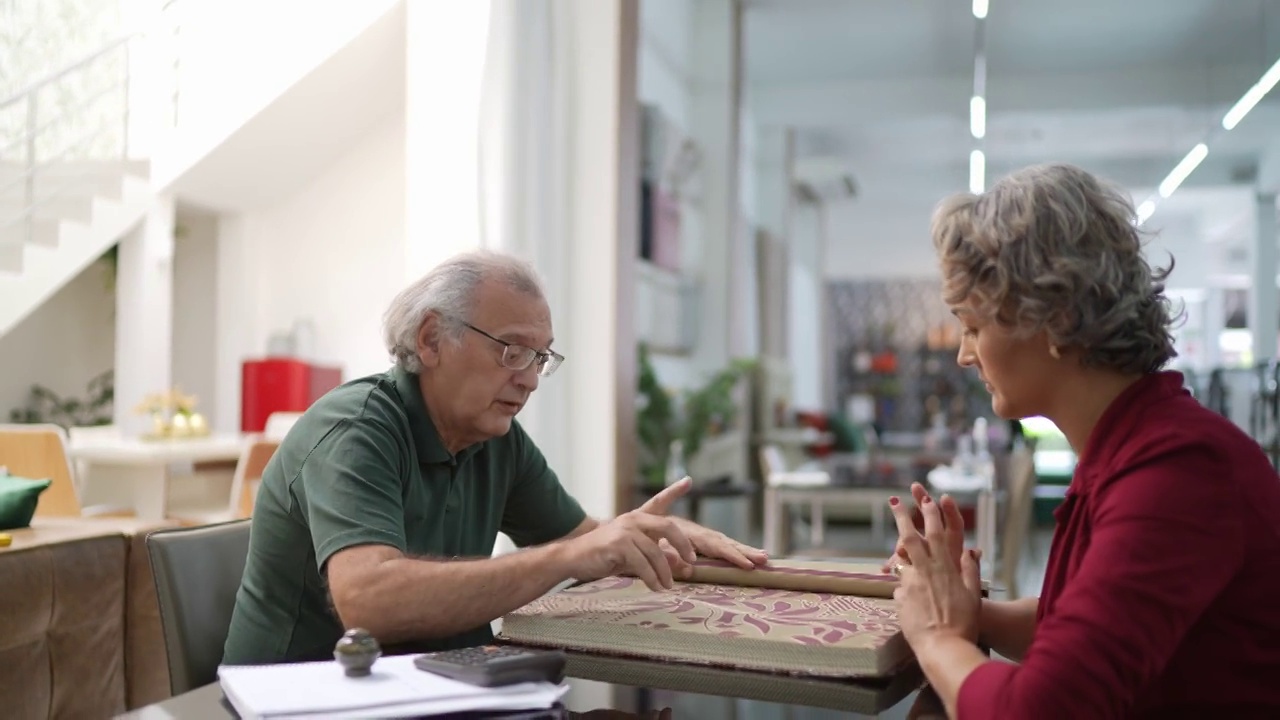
910;482;930;506
889;497;930;566
912;485;967;565
940;494;966;556
961;548;983;595
919;494;947;558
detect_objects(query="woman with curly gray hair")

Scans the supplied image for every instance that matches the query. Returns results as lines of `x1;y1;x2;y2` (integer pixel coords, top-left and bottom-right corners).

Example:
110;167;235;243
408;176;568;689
884;164;1280;718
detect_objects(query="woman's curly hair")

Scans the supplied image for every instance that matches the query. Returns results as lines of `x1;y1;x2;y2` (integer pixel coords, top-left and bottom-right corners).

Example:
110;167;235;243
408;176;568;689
931;163;1178;375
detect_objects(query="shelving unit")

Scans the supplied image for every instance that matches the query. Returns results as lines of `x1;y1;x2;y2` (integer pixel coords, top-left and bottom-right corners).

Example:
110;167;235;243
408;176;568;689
635;259;700;356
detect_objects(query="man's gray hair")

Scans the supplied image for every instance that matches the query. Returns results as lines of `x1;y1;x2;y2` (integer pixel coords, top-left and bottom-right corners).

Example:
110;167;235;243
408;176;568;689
382;250;545;373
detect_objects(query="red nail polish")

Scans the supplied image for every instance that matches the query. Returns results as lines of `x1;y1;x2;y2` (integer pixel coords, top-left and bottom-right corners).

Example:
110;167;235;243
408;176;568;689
889;496;900;506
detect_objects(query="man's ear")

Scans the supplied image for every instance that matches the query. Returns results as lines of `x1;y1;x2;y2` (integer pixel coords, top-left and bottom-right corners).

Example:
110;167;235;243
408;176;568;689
415;314;444;370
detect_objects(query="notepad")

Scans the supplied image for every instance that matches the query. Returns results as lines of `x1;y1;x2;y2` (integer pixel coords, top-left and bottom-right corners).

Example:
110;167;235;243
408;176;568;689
218;654;567;719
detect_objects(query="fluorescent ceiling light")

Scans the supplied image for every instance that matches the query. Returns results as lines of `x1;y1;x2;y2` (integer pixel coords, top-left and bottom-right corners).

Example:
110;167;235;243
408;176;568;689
973;0;989;20
1222;55;1280;130
969;149;985;193
1158;143;1208;198
970;96;986;139
1136;199;1156;225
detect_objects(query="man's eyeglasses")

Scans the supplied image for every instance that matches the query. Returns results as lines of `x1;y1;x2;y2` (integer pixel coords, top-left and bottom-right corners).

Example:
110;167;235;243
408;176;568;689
464;323;564;377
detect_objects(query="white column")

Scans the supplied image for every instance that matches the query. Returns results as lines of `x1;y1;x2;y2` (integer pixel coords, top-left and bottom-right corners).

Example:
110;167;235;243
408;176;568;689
563;0;640;521
754;126;793;241
403;0;492;280
1253;192;1279;361
1258;142;1280;196
212;214;257;434
565;0;639;655
789;202;825;410
688;0;742;376
114;195;175;436
1203;286;1225;371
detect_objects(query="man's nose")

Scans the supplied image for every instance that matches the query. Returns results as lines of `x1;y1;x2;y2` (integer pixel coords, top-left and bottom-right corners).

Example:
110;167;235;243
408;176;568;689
514;363;540;392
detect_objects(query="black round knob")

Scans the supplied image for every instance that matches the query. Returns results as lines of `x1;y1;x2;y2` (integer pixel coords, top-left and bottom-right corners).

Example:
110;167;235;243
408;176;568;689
334;628;381;677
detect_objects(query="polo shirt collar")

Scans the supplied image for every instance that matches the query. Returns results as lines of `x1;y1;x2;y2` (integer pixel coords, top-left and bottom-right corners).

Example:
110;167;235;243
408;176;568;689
1070;370;1188;492
391;364;458;466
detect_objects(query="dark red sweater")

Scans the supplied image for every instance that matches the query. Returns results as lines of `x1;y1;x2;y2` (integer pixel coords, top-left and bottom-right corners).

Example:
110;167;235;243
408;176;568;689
957;371;1280;718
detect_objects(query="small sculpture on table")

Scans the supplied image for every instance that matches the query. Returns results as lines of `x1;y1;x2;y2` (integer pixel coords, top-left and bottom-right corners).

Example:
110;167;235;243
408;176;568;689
133;387;210;440
334;628;381;677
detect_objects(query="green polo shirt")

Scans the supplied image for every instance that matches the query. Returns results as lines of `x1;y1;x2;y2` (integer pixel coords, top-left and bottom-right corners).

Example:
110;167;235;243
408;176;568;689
222;366;586;665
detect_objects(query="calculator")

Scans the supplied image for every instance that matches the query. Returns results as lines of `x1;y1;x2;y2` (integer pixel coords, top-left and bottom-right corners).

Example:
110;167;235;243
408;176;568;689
412;645;567;687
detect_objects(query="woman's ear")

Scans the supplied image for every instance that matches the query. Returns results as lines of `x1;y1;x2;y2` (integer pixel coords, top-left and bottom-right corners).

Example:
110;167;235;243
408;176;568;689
415;314;443;370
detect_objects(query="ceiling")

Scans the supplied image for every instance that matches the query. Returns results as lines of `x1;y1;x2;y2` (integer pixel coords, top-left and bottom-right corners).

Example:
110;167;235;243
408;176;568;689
743;0;1280;266
170;2;406;212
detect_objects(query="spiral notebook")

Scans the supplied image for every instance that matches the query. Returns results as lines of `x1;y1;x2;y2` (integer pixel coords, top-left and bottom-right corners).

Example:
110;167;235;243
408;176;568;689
498;559;909;678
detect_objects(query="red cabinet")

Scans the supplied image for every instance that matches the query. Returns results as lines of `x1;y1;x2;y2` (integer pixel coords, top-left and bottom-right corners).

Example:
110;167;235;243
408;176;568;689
241;358;343;433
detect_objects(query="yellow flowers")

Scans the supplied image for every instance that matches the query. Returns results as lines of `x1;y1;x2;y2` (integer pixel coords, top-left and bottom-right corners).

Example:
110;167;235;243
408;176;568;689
134;387;209;439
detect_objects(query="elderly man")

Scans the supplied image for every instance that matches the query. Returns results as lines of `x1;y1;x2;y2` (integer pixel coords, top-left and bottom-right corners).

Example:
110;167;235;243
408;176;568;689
223;250;766;665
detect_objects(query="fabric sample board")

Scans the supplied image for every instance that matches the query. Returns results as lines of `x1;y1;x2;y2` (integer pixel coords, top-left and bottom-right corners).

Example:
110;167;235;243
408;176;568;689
499;560;909;678
560;650;924;713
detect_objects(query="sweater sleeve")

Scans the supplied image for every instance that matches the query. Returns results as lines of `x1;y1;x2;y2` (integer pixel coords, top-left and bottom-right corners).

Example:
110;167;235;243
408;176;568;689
955;442;1244;719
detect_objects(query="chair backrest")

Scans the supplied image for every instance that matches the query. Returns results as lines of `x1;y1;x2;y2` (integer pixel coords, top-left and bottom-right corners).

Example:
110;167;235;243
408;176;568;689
231;440;279;518
263;412;304;441
146;519;252;694
998;446;1037;599
758;444;787;478
0;424;82;516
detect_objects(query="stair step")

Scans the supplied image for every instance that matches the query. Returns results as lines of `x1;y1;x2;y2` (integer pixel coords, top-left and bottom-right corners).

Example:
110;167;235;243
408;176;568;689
0;159;148;201
0;158;149;182
0;175;124;202
0;238;23;273
0;195;95;224
0;217;64;248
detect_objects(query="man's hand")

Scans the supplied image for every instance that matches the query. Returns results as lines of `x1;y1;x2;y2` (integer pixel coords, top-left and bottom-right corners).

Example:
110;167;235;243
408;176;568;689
640;477;768;570
559;480;699;591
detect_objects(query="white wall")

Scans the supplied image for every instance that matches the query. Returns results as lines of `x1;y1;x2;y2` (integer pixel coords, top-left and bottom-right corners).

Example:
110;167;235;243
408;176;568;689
823;193;939;280
0;259;115;423
171;210;219;422
212;110;406;431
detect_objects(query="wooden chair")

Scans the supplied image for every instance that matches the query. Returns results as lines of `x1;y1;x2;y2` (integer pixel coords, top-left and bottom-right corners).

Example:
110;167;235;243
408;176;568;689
231;439;279;518
996;445;1037;599
170;438;278;525
263;412;303;442
0;423;132;518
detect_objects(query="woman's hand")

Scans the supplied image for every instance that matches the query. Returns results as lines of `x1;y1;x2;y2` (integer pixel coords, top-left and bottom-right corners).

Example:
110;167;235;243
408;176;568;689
881;482;966;574
888;493;983;650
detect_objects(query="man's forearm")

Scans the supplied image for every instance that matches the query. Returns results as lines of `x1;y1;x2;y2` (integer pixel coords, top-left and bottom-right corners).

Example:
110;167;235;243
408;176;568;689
978;596;1039;661
340;542;573;644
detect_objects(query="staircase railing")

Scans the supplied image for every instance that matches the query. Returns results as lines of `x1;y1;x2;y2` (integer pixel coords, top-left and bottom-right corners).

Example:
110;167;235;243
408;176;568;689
0;0;183;249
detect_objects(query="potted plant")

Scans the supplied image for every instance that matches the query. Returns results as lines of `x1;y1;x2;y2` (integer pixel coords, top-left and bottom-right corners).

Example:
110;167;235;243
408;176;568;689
8;370;114;429
636;344;677;488
635;345;757;489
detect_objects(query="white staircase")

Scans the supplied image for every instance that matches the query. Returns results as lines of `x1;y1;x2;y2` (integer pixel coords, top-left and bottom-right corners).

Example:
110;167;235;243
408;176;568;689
0;0;402;339
0;28;159;337
0;160;155;334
